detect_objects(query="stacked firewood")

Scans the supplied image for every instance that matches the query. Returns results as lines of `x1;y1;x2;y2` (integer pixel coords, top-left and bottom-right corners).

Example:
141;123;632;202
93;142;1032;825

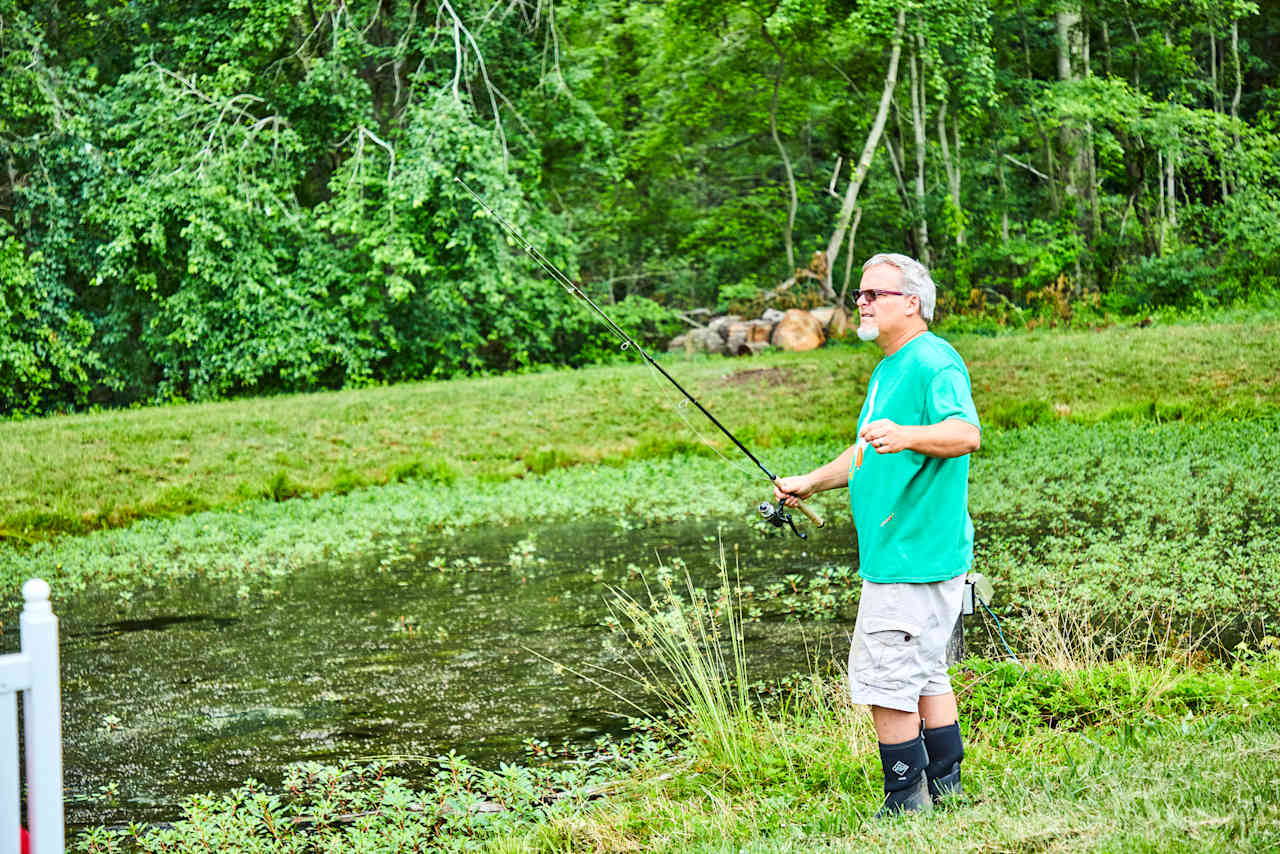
666;306;850;356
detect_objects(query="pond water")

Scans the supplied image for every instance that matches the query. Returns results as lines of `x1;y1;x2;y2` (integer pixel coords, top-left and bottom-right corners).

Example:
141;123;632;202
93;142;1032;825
50;516;867;830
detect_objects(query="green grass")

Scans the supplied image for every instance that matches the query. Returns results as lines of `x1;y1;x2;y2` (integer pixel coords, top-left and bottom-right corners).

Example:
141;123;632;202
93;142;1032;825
70;625;1280;853
3;318;1278;539
521;714;1280;853
520;564;1280;853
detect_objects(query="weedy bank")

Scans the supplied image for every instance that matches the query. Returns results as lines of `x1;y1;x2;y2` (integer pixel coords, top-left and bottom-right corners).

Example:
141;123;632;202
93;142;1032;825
71;576;1280;853
5;417;1277;634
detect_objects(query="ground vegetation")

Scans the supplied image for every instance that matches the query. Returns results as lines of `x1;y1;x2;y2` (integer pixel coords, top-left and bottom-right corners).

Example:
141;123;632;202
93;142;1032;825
2;315;1276;541
3;311;1273;851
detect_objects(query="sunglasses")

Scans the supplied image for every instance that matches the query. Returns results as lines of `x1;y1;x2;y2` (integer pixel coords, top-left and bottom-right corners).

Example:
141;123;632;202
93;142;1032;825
855;289;907;303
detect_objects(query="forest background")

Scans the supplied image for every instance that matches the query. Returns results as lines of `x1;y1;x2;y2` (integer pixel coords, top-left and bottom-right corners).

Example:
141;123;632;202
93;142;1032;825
2;0;1278;416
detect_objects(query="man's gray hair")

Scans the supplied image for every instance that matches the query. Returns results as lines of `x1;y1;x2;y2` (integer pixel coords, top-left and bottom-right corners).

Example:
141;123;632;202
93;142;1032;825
862;253;936;321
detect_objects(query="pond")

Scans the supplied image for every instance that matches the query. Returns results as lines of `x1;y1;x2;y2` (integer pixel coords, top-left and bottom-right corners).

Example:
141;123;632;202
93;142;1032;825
51;516;867;830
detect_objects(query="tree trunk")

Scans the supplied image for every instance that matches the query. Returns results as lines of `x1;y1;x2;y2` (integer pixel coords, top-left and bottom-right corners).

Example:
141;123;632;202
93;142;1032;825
1083;23;1100;250
838;207;864;306
823;8;906;299
761;26;797;274
1025;14;1060;212
1208;25;1229;199
1055;9;1077;81
882;118;913;221
1209;30;1222;113
1231;18;1242;177
1127;15;1141;88
1056;6;1089;287
908;32;931;265
995;144;1010;241
1156;149;1166;254
1055;8;1085;204
936;98;963;247
1101;21;1112;78
886;97;919;257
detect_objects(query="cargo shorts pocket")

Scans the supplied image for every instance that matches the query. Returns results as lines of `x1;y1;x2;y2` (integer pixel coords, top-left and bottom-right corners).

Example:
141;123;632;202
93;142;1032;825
853;615;924;691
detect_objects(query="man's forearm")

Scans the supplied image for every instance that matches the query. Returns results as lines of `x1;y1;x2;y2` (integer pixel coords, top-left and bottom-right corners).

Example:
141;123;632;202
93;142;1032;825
806;445;857;493
903;419;981;458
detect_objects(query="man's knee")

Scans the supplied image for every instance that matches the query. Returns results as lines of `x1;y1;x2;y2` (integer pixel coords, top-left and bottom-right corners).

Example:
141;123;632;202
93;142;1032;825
871;704;920;743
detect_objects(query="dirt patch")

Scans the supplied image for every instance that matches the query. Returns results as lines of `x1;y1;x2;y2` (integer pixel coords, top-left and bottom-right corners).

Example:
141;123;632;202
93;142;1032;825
720;366;798;387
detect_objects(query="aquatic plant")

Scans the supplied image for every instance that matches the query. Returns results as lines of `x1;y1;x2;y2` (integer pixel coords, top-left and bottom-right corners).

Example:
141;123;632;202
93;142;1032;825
4;417;1279;638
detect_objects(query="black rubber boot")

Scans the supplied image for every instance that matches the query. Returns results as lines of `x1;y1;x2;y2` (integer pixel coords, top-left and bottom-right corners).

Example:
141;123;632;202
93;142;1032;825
923;722;964;803
874;733;933;818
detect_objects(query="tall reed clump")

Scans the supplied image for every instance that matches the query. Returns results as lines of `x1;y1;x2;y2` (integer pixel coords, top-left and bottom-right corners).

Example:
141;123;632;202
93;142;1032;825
606;545;880;794
607;544;756;776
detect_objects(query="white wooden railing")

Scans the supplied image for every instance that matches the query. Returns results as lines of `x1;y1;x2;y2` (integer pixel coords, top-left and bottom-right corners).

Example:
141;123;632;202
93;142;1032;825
0;580;63;854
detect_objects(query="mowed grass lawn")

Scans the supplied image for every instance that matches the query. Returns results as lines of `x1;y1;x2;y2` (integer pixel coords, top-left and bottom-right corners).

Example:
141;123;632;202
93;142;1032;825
3;318;1278;540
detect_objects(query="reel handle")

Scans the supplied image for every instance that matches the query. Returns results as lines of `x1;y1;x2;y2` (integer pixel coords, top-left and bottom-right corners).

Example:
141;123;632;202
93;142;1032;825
771;479;824;528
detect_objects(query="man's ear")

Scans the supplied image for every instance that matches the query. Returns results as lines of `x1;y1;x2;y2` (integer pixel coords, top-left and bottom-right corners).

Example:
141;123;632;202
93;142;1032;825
904;294;920;317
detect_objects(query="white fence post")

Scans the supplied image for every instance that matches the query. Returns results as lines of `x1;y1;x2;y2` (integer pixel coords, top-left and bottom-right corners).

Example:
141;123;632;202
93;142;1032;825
20;579;63;854
0;685;20;853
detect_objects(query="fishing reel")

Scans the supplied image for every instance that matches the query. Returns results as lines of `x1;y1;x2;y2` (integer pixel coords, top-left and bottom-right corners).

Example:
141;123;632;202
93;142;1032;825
758;499;806;539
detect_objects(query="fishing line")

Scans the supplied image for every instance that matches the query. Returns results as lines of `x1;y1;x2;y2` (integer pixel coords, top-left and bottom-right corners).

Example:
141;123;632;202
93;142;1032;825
636;358;758;480
454;177;821;532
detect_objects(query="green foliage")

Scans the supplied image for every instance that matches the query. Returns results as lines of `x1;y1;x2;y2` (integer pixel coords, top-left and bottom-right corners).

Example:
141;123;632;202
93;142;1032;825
523;448;577;476
0;223;100;414
261;470;305;502
4;1;1280;413
68;648;1280;852
0;0;623;413
72;749;668;854
985;398;1055;429
556;295;684;366
957;652;1280;733
1108;247;1220;310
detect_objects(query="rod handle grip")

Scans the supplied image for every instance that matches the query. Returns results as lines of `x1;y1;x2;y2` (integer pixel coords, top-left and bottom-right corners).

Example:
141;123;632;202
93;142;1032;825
794;499;824;528
772;479;824;528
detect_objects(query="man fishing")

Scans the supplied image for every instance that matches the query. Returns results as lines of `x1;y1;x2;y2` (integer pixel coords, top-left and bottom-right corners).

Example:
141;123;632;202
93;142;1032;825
773;253;981;817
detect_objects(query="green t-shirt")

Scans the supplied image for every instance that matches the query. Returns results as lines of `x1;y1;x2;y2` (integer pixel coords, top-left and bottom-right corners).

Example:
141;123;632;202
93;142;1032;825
848;331;980;583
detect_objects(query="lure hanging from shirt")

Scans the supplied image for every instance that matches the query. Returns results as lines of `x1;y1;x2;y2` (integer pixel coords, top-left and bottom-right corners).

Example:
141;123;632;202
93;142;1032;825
454;177;823;537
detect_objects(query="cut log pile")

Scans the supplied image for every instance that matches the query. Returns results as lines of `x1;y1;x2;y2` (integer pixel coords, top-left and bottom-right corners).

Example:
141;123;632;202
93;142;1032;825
666;306;850;356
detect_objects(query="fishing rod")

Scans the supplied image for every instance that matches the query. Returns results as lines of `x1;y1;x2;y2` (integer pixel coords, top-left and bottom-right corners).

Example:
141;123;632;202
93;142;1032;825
454;177;823;538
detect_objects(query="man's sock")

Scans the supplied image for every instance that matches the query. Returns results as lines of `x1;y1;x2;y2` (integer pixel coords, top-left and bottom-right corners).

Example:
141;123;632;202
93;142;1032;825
923;722;964;800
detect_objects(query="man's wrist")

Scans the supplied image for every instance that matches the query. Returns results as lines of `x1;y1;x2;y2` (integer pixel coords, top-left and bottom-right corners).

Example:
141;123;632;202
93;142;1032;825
901;425;921;453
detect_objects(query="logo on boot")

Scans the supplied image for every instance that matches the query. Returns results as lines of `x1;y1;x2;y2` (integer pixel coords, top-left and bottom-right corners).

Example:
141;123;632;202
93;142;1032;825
891;761;910;778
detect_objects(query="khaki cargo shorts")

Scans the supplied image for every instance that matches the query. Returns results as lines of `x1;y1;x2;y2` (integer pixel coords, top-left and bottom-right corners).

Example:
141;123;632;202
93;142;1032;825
848;574;966;713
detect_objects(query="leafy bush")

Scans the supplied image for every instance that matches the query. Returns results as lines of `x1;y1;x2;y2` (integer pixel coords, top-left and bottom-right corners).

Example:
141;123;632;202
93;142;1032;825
0;225;101;414
555;295;684;366
957;650;1280;734
1107;247;1221;311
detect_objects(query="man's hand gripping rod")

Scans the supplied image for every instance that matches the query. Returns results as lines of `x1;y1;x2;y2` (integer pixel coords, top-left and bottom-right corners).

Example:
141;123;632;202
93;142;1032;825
455;177;823;535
